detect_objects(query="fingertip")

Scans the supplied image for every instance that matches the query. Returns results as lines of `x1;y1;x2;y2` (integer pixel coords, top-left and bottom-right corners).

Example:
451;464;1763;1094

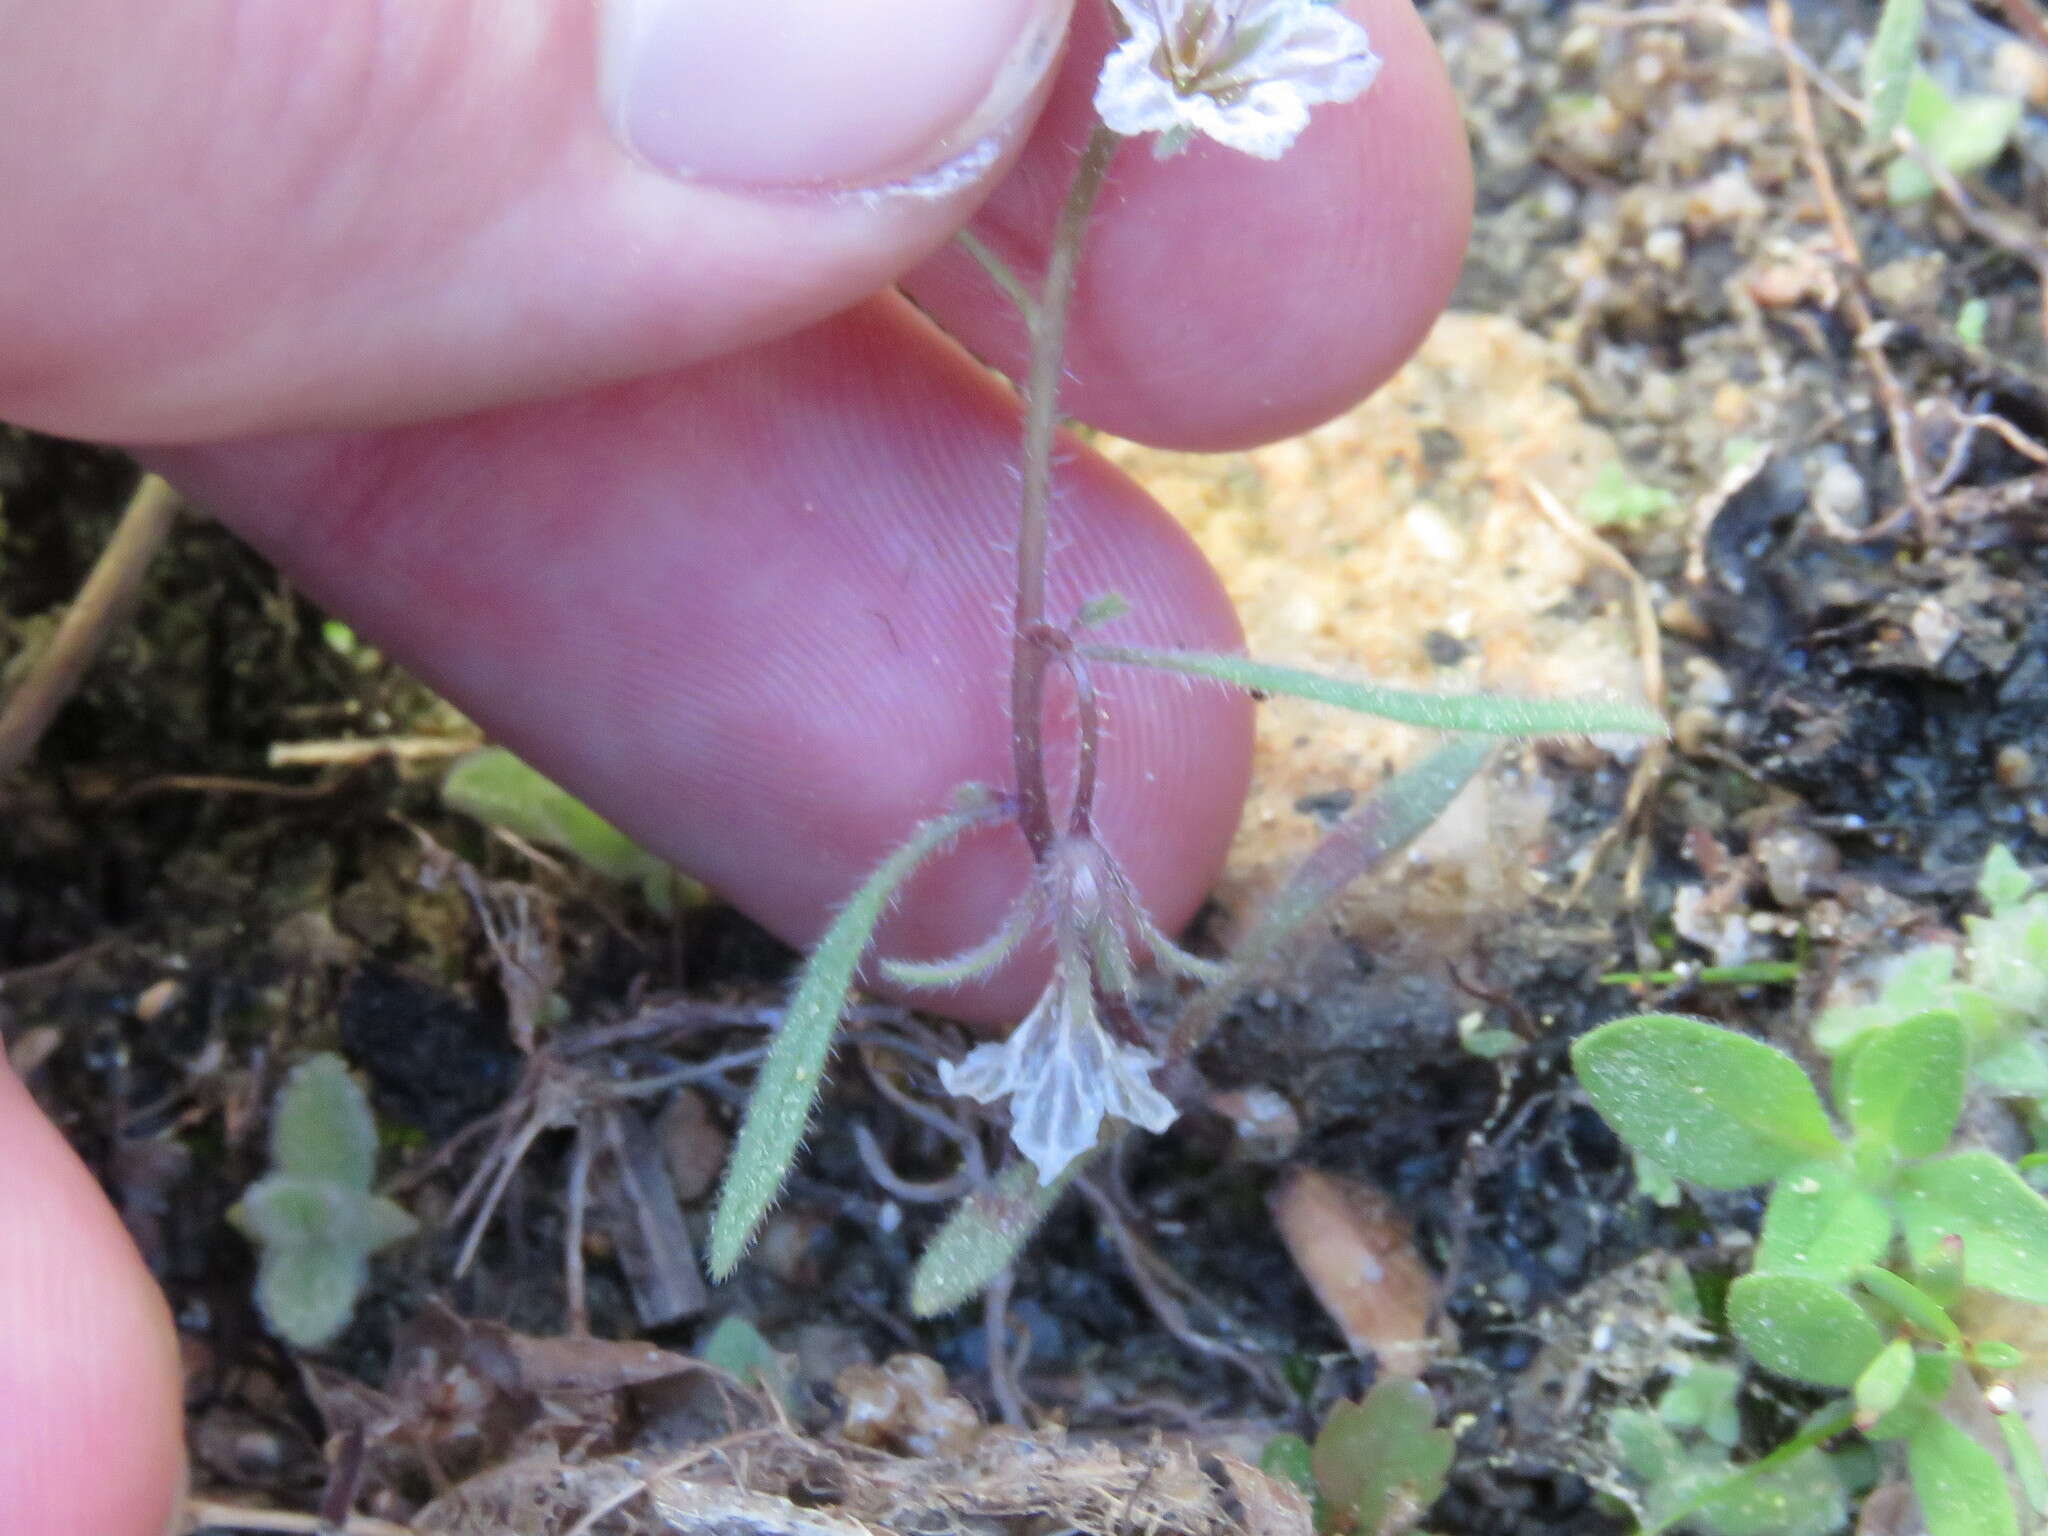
0;1062;185;1536
150;299;1254;1032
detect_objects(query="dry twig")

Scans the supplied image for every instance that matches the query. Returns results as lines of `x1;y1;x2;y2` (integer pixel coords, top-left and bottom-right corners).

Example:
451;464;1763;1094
0;473;179;777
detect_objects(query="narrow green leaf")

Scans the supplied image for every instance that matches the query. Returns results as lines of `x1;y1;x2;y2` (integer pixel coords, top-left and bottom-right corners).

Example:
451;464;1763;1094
443;747;672;893
1997;1408;2048;1517
1311;1380;1455;1536
1082;644;1666;738
1855;1265;1961;1348
271;1054;378;1189
1898;1150;2048;1304
1855;1338;1918;1424
1573;1015;1843;1190
1864;1353;1955;1442
1756;1161;1892;1281
1173;738;1488;1056
710;793;997;1277
1845;1010;1965;1159
1728;1273;1885;1387
1600;961;1803;987
909;1157;1076;1316
1862;0;1924;142
1907;1413;2020;1536
1976;1341;2024;1371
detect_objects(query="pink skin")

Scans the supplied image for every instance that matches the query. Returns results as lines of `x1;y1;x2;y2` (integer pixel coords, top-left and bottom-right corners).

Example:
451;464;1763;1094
0;4;1468;1533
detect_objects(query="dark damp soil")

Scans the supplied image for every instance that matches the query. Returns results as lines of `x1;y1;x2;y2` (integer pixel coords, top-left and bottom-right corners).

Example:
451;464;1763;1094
4;0;2047;1532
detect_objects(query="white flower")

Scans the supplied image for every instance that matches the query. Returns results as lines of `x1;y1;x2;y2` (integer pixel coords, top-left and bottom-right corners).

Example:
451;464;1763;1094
1094;0;1381;160
939;953;1177;1185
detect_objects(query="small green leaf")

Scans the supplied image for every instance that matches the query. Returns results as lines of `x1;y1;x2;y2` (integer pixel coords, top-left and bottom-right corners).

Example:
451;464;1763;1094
698;1316;788;1401
254;1242;370;1350
1978;845;2033;913
910;1157;1076;1317
1609;1407;1683;1484
1975;1034;2048;1098
1996;1408;2048;1517
1260;1433;1317;1496
1311;1380;1455;1536
1887;74;2023;205
1862;0;1925;142
1573;1015;1843;1190
1854;1266;1961;1347
1975;1341;2024;1371
1073;591;1133;629
1658;1362;1743;1448
710;793;997;1278
1906;1412;2020;1536
1864;1352;1955;1442
1728;1273;1884;1387
1081;644;1667;738
1956;298;1989;348
1855;1338;1918;1424
1756;1160;1893;1281
443;747;677;901
1581;461;1677;528
271;1054;378;1189
1898;1150;2048;1304
1845;1010;1965;1159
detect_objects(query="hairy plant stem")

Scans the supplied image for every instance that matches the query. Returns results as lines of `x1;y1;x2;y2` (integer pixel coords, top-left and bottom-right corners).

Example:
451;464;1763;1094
1010;124;1121;858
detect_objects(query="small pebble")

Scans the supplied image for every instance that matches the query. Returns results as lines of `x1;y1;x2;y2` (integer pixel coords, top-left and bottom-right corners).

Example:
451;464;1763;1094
1996;744;2036;791
1673;705;1720;758
1658;594;1713;643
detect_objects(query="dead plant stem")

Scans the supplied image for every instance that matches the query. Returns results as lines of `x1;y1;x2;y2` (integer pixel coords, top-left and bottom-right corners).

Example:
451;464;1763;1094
1011;125;1120;857
1768;0;1933;539
0;473;179;777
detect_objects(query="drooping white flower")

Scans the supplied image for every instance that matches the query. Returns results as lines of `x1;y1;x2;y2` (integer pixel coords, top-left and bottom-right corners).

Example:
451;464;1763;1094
939;948;1177;1184
1094;0;1382;160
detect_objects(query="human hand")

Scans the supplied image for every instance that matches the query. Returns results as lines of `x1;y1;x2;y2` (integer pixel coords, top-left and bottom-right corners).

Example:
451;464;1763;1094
0;2;1469;1530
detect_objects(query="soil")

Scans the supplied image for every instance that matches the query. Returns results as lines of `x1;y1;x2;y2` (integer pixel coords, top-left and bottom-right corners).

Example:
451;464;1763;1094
4;2;2047;1534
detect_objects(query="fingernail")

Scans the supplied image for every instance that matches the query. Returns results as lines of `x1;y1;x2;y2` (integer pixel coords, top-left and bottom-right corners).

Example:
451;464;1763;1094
600;0;1073;193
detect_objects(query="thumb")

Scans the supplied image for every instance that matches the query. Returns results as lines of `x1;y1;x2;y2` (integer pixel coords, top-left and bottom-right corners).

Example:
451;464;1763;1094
0;1059;185;1536
0;0;1071;444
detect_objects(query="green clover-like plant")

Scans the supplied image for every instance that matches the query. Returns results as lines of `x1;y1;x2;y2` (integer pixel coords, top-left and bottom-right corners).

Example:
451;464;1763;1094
1608;1361;1849;1536
1573;931;2048;1536
229;1054;417;1349
1816;847;2048;1135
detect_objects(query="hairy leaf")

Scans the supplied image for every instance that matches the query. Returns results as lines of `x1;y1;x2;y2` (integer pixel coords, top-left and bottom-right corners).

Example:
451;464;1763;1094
1756;1161;1892;1281
1083;645;1666;737
1907;1413;2020;1536
1844;1010;1965;1160
710;793;998;1277
271;1054;378;1189
1729;1273;1884;1387
910;1157;1077;1316
1574;1015;1842;1189
1898;1150;2048;1304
